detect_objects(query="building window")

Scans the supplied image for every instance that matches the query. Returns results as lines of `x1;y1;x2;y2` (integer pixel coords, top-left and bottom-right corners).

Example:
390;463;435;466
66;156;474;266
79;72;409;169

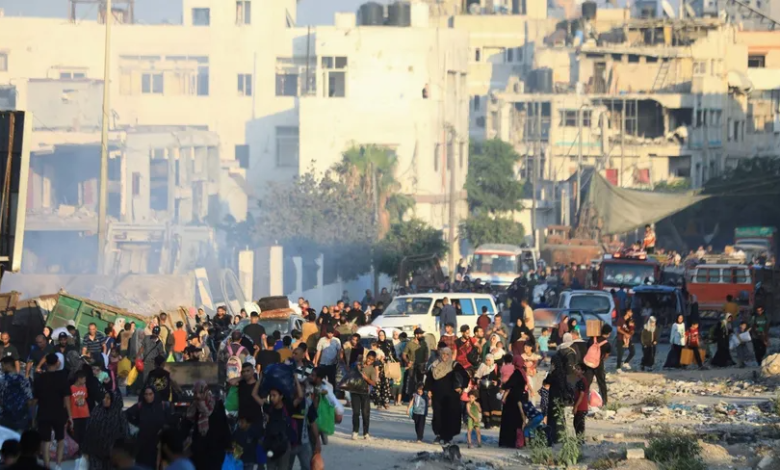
322;56;347;98
276;126;299;168
559;110;591;127
475;48;481;62
59;71;86;79
0;53;7;72
506;48;514;62
236;0;251;25
693;60;708;75
192;8;210;25
748;55;766;68
141;72;164;94
476;116;486;128
275;74;298;96
473;95;480;111
132;172;141;196
237;73;252;96
235;144;249;169
628;54;640;63
434;144;440;172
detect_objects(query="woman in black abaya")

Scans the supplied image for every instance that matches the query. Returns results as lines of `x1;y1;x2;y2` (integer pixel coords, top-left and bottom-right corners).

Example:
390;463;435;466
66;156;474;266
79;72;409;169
424;347;469;446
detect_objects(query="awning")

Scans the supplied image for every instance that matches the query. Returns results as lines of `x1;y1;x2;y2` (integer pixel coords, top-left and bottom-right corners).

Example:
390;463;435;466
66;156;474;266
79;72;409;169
584;173;709;235
727;70;753;93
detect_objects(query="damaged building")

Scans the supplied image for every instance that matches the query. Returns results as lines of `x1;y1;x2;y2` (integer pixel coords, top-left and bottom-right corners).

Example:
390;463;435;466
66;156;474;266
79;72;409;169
482;14;779;189
20;79;220;275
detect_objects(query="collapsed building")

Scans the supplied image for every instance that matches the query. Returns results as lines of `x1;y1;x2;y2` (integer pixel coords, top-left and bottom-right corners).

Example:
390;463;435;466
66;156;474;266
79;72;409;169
480;14;780;190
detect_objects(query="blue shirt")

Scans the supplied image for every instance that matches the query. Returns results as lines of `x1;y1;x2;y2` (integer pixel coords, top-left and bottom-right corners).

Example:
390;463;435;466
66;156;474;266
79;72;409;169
412;394;428;415
537;336;550;352
166;458;195;470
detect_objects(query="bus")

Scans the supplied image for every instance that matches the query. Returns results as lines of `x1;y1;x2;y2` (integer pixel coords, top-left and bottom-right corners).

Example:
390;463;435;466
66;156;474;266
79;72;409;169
469;244;538;289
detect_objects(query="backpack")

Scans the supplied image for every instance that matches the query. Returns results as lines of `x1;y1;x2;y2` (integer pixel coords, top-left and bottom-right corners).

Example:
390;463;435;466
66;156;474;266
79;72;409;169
227;343;247;358
583;340;607;368
263;407;298;460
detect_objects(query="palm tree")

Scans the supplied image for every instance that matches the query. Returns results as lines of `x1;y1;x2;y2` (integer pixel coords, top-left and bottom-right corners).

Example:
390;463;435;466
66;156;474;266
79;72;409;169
333;144;402;238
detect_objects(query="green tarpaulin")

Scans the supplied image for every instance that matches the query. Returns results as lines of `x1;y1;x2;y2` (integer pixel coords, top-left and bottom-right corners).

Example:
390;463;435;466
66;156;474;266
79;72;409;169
585;173;709;235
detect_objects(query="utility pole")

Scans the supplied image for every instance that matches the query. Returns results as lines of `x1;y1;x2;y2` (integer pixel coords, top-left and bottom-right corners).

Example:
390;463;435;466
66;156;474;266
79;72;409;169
97;0;112;275
620;98;626;187
576;106;583;212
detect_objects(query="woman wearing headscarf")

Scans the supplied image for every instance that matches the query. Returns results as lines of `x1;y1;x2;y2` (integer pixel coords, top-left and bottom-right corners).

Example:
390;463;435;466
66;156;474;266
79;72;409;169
376;330;397;362
711;314;735;368
424;347;469;446
664;314;686;369
474;354;502;429
81;390;127;470
553;314;570;345
125;386;173;469
499;356;529;448
641;316;659;371
186;380;231;470
545;350;572;444
510;319;532;356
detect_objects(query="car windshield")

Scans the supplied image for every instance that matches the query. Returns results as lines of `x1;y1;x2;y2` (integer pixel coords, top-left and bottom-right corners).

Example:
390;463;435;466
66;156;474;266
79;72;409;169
603;263;655;287
569;295;611;314
384;297;433;315
257;320;290;334
472;254;518;274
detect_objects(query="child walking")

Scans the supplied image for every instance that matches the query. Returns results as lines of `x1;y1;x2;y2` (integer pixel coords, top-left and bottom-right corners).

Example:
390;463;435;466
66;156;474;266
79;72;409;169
70;371;90;453
407;384;428;443
573;364;589;438
466;391;482;448
538;328;550;363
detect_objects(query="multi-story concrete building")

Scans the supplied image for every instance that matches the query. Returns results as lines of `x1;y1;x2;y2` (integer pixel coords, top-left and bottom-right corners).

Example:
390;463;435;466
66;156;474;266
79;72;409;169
245;6;471;255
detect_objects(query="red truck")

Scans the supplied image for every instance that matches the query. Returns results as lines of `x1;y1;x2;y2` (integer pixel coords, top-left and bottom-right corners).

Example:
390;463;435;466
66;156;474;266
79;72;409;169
597;252;661;292
686;264;754;324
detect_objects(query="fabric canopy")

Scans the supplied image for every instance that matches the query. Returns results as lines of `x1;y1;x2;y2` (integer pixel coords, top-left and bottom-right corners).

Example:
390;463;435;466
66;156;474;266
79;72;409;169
584;172;709;235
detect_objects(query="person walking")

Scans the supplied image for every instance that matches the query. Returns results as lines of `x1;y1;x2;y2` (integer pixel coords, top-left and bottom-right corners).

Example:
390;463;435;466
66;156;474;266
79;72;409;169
81;390;128;470
499;355;528;448
473;354;501;429
615;311;636;370
33;354;72;470
313;327;342;387
640;316;659;371
572;364;590;438
751;306;769;364
583;325;611;408
69;371;90;451
407;384;428;443
186;381;230;470
710;315;735;368
465;391;483;449
684;321;706;370
1;332;21;373
425;347;468;447
402;329;430;397
664;315;686;369
351;351;377;440
138;327;166;383
125;386;173;469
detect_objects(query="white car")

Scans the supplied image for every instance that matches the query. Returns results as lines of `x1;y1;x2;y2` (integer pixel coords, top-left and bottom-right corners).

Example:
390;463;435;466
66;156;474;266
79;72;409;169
557;290;616;330
370;293;498;341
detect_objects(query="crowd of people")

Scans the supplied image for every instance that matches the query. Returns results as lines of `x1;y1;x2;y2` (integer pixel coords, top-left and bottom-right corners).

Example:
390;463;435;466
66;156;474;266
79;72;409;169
0;273;774;470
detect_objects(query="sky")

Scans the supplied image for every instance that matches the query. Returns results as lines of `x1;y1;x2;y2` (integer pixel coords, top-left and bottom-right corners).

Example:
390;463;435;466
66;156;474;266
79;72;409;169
0;0;368;25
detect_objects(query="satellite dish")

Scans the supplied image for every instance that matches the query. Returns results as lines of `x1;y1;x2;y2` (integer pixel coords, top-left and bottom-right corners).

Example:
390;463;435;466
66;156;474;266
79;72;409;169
662;0;676;17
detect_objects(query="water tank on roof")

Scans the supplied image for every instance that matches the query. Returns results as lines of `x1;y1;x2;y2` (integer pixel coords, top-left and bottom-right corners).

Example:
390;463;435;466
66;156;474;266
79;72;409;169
359;2;385;26
535;68;553;93
582;1;597;19
387;2;411;26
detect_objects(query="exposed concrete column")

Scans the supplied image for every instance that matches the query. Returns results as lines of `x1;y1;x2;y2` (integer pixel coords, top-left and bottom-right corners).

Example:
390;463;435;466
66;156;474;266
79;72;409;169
238;250;254;301
269;246;284;296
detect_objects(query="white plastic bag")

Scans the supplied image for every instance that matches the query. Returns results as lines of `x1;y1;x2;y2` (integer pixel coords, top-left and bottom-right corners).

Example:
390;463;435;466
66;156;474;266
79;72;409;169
729;334;740;350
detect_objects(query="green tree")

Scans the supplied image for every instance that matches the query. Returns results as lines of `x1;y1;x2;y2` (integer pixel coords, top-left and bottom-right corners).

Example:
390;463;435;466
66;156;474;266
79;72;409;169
333;144;403;238
461;139;526;247
459;213;526;248
255;170;376;280
373;219;448;279
466;139;525;214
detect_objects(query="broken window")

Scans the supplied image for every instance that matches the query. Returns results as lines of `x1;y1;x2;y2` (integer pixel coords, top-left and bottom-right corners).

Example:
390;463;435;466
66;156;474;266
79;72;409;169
646;56;658;63
276;126;299;168
142;72;164;94
0;53;7;72
559;110;590;127
476;116;485;128
275;57;316;97
276;74;298;96
748;55;766;68
322;56;347;98
693;61;708;75
237;73;252;96
193;8;210;26
628;54;640;63
236;0;251;25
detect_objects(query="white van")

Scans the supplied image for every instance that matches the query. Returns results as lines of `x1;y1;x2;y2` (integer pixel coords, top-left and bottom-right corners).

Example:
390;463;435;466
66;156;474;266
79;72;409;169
370;293;498;341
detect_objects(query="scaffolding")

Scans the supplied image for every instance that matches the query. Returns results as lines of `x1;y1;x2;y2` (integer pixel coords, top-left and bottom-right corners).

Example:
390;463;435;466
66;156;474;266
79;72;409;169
68;0;135;24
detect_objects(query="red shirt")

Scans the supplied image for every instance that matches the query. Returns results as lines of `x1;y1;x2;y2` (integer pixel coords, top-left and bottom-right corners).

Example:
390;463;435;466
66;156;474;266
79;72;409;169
455;337;476;368
70;385;90;419
477;315;491;332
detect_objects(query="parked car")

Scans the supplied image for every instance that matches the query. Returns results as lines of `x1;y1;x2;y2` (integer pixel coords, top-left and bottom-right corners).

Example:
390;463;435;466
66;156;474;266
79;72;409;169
532;308;613;346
